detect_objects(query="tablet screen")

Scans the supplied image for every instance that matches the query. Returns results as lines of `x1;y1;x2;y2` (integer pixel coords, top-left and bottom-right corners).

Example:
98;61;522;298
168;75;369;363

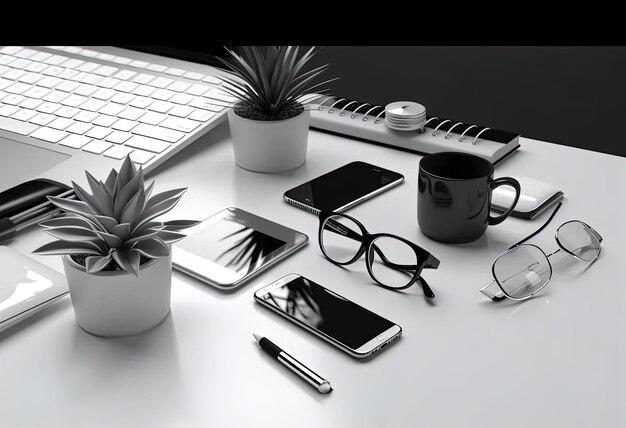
173;208;308;289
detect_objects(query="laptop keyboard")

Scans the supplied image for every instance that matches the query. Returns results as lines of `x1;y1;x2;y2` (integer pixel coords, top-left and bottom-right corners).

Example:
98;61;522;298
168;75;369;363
0;46;234;166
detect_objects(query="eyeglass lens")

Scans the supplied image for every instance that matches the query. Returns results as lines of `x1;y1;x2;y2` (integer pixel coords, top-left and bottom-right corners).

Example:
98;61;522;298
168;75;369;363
320;214;364;263
368;236;418;288
493;246;552;299
557;222;601;262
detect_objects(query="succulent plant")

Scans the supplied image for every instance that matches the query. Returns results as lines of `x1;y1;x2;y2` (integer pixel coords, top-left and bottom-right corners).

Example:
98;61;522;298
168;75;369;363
33;156;199;276
218;46;336;121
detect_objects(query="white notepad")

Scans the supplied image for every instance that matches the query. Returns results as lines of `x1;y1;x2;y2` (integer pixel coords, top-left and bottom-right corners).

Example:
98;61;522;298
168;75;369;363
0;246;68;332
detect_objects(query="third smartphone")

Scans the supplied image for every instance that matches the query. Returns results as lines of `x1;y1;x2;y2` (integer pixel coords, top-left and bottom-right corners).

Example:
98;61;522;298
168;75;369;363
283;161;404;214
254;273;402;359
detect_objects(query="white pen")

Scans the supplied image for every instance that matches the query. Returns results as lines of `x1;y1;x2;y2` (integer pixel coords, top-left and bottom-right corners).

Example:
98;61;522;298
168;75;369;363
253;333;333;394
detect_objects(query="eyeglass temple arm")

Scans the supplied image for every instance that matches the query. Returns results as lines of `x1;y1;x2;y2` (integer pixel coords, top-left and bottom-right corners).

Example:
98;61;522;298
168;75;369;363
479;280;507;301
510;201;563;249
372;246;435;298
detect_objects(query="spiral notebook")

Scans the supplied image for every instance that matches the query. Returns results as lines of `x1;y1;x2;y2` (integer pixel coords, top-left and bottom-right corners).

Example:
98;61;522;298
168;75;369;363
308;96;521;165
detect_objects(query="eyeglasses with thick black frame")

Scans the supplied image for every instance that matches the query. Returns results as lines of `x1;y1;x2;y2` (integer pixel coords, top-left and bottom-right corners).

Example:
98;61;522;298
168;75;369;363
317;210;440;298
480;202;603;301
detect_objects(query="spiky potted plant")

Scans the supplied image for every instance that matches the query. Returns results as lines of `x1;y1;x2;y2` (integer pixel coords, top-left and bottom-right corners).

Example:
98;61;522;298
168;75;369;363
33;156;199;337
218;46;334;173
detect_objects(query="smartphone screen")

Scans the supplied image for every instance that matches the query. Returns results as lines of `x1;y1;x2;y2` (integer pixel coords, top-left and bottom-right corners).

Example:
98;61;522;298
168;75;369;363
284;161;404;212
258;275;397;351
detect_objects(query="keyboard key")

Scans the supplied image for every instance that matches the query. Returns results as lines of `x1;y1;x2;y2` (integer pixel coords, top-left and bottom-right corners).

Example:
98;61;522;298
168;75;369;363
111;119;138;132
112;56;133;65
15;48;37;59
167;81;191;92
56;80;80;92
76;73;102;85
103;145;133;159
80;99;107;112
110;92;134;104
36;76;62;88
2;94;26;105
10;58;32;69
133;73;155;84
0;47;23;55
61;94;88;107
59;134;91;148
0;90;6;100
204;88;236;103
0;55;15;66
129;96;153;109
0;115;39;134
54;106;80;118
19;98;43;109
0;105;20;116
11;108;37;122
29;52;52;62
186;84;210;96
160;117;200;133
23;86;51;99
146;64;167;73
18;72;43;84
149;77;173;88
202;75;222;84
96;77;120;89
82;140;113;154
36;102;61;114
74;110;99;122
133;85;156;97
77;62;100;72
48;117;75;130
59;58;84;69
24;62;49;73
93;65;118;77
96;53;115;61
169;93;193;105
130;60;149;69
129;149;155;164
98;103;126;116
64;47;83;54
126;135;170;153
188;109;215;122
66;121;93;134
164;68;185;77
137;111;166;125
92;114;118;127
42;55;69;65
85;126;113;139
29;113;56;126
74;84;99;96
152;89;174;101
147;100;173;113
80;49;99;57
190;97;223;111
30;127;67;143
42;91;69;103
169;105;194;118
183;71;204;81
113;69;137;80
105;131;132;144
5;82;31;95
42;66;64;76
92;88;116;100
114;81;139;93
132;123;183;143
58;68;79;80
0;78;11;90
118;106;144;120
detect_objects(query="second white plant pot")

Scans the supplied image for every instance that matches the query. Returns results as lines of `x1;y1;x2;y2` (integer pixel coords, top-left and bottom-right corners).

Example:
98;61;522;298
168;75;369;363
63;252;172;337
228;108;310;173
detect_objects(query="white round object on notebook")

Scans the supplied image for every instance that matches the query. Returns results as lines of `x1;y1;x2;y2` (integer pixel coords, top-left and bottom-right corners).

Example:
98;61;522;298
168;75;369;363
385;101;426;118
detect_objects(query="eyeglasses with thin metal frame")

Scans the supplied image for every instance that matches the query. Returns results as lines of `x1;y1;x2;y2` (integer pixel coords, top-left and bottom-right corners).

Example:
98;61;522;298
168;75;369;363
480;202;602;301
317;210;440;298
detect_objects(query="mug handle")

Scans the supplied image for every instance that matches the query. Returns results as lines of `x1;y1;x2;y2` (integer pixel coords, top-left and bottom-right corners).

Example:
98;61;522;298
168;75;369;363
488;177;521;225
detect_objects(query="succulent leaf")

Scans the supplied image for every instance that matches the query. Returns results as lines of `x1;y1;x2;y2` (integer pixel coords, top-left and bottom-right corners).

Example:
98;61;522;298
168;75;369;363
94;215;118;233
39;215;97;230
104;168;118;194
155;230;187;244
132;238;169;259
48;196;96;218
112;223;131;241
114;167;144;220
115;156;137;194
112;249;140;277
33;240;103;256
120;186;146;225
41;225;101;242
85;254;113;273
85;172;115;217
162;219;201;231
133;193;184;231
93;230;123;249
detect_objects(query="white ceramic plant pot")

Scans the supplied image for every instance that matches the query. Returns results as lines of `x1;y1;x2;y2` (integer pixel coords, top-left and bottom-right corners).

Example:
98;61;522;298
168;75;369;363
228;108;310;173
62;252;172;337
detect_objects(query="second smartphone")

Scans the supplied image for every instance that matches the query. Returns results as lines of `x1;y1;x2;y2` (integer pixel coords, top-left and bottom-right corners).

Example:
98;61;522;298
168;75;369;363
283;161;404;214
254;274;402;359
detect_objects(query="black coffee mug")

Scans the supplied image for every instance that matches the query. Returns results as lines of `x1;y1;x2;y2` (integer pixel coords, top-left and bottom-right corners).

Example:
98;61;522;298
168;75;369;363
418;152;521;243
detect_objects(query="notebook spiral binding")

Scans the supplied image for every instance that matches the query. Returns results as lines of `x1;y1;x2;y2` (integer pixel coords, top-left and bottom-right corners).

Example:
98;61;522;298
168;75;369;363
316;97;494;145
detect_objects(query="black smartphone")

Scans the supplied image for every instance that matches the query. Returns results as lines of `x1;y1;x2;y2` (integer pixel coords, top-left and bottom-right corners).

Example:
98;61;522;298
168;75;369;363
283;161;404;214
254;274;402;359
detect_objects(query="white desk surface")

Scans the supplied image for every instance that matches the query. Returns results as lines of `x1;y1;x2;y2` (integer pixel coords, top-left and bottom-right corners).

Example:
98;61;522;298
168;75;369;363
1;122;625;428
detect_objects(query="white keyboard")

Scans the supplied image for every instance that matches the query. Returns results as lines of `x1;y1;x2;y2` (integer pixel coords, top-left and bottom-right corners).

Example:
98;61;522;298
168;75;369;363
0;46;235;165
